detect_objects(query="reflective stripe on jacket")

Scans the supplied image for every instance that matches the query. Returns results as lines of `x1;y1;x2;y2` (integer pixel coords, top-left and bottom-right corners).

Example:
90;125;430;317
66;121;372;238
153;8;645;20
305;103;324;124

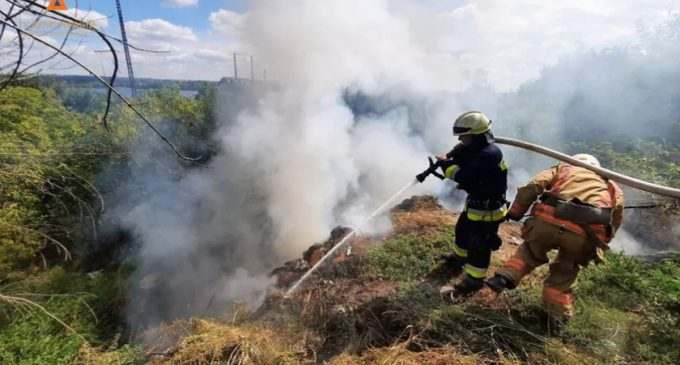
465;203;508;222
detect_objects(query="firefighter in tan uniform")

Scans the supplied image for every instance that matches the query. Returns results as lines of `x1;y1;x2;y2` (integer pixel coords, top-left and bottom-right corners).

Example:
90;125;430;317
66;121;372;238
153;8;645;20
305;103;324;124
486;154;624;320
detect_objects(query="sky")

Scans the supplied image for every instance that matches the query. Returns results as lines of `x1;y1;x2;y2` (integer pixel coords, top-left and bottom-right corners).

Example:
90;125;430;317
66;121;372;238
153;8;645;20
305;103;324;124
81;0;249;31
6;0;680;91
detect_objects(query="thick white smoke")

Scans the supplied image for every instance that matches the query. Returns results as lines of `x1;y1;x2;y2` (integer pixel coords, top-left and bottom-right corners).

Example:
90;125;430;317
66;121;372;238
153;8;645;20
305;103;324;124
112;1;680;326
225;0;460;257
610;229;648;256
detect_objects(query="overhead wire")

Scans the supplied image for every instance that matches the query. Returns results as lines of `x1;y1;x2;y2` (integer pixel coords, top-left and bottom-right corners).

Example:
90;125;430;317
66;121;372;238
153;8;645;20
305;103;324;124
0;0;201;161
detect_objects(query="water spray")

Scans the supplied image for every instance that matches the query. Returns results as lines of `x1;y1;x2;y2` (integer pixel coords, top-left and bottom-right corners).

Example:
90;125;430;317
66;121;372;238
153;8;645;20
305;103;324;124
284;180;418;297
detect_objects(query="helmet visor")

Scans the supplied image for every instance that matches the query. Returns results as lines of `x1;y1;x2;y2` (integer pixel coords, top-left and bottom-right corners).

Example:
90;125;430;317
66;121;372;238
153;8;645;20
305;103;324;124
453;126;472;135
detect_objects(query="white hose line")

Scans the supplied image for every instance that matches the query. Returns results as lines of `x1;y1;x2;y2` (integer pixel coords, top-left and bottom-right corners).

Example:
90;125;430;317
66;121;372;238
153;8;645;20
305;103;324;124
284;180;418;297
495;136;680;199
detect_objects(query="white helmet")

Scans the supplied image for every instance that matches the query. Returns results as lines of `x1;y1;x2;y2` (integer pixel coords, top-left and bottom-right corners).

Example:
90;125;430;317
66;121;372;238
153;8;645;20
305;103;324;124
571;153;601;168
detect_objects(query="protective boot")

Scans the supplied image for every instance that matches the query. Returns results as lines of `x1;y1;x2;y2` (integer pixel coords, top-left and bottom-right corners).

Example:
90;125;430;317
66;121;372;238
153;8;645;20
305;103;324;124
430;254;465;282
485;274;513;293
440;253;465;271
452;275;484;297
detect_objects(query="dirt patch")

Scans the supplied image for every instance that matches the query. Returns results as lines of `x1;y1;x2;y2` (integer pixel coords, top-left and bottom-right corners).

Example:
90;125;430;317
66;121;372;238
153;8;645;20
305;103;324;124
494;221;523;262
390;196;457;236
301;277;400;309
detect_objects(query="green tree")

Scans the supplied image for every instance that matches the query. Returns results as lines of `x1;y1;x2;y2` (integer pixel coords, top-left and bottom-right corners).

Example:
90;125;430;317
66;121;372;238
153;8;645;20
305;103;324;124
0;86;106;275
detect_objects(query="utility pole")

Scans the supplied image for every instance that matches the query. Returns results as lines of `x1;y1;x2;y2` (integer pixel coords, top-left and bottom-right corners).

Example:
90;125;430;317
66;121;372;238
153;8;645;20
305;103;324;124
115;0;136;97
250;55;254;81
233;53;238;80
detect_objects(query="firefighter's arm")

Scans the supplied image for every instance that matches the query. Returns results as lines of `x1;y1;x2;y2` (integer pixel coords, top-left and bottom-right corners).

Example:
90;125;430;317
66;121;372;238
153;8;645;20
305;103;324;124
439;159;461;181
435;145;463;167
443;143;470;165
436;144;468;182
508;166;558;219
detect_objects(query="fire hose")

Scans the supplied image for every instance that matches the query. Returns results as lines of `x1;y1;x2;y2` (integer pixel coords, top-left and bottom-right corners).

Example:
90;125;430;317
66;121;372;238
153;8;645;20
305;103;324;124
494;137;680;199
285;136;680;296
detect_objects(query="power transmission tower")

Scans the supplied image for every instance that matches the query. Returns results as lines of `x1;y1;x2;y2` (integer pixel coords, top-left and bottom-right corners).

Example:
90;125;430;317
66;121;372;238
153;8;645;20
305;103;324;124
115;0;137;97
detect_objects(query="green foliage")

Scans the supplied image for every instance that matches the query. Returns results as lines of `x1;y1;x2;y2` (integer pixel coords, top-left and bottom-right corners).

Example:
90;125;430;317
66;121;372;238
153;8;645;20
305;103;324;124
364;227;454;281
112;87;204;133
108;86;215;159
568;139;680;187
195;82;218;139
563;299;633;361
0;267;142;365
0;82;215;364
0;84;195;275
44;74;212;93
59;88;108;115
0;86;103;275
578;253;680;310
569;253;680;364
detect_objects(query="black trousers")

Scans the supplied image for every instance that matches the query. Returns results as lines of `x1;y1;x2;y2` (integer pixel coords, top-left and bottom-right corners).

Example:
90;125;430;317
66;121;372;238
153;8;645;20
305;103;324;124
452;212;502;279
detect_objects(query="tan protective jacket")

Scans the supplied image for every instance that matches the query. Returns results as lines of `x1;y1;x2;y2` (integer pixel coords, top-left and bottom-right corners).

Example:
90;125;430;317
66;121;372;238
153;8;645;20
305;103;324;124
509;163;624;242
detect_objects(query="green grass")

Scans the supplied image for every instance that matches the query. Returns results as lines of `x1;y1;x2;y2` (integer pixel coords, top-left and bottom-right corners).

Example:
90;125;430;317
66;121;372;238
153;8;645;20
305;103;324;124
356;228;680;364
0;267;144;365
577;253;680;309
363;227;454;281
567;253;680;364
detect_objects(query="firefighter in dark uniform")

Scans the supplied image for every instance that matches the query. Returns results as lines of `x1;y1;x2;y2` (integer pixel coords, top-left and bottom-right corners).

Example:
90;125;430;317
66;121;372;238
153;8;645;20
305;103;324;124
417;111;509;297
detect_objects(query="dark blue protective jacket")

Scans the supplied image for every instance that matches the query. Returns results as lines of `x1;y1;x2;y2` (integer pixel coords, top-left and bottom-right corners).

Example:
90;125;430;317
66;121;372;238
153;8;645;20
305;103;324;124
442;139;508;219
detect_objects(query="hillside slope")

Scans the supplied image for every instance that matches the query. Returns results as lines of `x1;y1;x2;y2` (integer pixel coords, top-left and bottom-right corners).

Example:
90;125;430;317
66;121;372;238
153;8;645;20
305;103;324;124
129;196;679;365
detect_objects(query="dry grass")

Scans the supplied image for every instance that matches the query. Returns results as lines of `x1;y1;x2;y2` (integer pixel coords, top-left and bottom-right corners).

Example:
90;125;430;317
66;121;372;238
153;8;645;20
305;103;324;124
328;342;497;365
146;319;299;365
75;342;143;365
391;210;457;235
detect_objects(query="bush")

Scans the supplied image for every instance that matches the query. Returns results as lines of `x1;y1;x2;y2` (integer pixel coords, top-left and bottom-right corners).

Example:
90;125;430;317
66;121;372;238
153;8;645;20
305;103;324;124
0;86;111;275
